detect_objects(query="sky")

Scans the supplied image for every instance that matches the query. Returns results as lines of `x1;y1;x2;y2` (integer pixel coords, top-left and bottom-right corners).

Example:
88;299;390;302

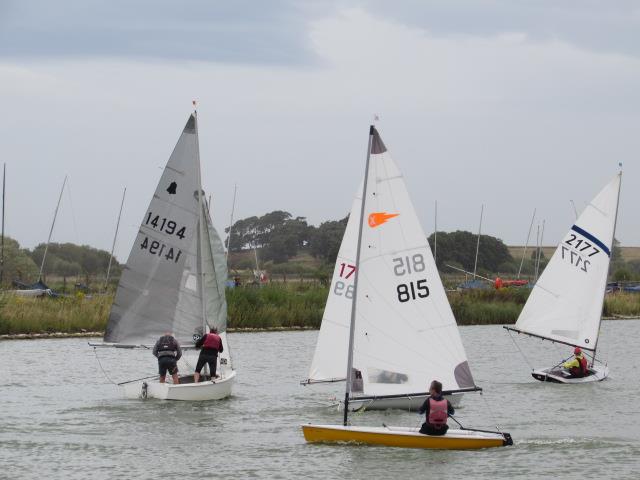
1;0;639;263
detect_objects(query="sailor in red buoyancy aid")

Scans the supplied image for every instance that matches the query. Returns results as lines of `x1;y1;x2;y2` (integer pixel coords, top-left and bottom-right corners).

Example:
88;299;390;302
563;347;589;378
194;327;224;383
418;380;455;436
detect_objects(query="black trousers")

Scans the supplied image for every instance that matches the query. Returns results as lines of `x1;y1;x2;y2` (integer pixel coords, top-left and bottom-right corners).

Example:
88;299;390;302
419;423;448;436
195;353;218;376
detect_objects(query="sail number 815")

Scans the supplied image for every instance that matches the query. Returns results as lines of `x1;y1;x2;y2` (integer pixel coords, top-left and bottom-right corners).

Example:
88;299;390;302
397;280;429;302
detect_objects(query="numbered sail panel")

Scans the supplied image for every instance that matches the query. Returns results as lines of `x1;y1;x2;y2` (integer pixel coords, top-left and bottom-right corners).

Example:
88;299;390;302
353;127;475;396
105;114;204;345
307;182;363;383
515;173;621;349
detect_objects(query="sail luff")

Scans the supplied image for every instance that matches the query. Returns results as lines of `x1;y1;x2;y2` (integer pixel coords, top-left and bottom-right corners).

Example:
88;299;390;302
343;126;374;426
592;171;622;362
193;111;207;334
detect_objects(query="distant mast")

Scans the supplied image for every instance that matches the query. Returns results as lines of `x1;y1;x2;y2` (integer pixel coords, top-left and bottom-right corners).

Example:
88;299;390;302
0;164;5;286
39;176;67;282
105;187;127;291
226;183;238;264
473;204;484;280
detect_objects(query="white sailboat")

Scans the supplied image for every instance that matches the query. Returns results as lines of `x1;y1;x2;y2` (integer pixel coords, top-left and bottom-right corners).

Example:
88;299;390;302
91;111;235;401
504;172;622;384
303;138;478;411
302;126;511;449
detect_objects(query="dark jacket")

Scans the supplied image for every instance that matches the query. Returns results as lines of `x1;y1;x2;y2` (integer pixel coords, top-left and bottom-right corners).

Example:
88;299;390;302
152;335;182;360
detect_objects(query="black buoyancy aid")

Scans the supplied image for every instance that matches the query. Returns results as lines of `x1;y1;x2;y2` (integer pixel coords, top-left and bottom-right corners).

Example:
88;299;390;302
157;335;178;357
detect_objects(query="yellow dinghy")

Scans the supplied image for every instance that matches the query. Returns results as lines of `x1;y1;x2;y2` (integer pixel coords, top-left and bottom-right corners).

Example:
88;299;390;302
302;424;512;450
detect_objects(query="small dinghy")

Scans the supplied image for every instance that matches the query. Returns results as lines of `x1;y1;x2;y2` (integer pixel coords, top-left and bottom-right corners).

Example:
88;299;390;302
301;125;512;450
302;424;511;450
505;171;622;384
91;109;235;401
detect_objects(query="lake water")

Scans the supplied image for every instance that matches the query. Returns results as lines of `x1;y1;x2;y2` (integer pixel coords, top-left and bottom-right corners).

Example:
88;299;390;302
1;321;639;479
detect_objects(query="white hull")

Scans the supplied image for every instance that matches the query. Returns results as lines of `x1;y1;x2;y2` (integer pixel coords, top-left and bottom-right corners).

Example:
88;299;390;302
349;392;463;411
123;370;236;401
11;289;51;297
531;364;608;384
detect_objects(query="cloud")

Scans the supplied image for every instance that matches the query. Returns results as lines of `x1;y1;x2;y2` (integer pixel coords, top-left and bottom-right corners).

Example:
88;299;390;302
0;0;317;65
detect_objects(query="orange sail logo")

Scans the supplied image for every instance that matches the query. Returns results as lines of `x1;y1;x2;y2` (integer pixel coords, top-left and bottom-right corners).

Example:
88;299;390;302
368;212;399;228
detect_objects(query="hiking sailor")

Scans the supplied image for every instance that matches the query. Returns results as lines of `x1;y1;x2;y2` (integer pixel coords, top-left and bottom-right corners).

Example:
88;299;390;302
563;347;589;378
152;332;182;384
194;327;224;382
418;380;455;436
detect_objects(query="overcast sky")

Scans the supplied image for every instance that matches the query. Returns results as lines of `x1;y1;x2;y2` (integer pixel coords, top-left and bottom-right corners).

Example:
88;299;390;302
1;0;639;263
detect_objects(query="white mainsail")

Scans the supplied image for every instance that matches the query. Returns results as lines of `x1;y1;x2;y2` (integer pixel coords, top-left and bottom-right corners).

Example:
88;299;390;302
351;127;475;397
513;173;622;351
308;126;475;397
105;114;229;352
307;183;362;383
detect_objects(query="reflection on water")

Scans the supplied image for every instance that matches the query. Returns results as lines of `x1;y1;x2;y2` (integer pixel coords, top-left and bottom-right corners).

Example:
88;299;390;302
1;320;640;479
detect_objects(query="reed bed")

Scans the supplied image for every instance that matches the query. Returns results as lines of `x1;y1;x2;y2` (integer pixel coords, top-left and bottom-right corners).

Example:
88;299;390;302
1;286;637;336
0;293;111;335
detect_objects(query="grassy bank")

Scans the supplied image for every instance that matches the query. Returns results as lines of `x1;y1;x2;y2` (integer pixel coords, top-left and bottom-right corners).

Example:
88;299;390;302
1;286;639;336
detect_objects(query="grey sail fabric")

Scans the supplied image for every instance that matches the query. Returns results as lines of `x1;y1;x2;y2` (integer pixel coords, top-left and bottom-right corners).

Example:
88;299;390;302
105;114;206;345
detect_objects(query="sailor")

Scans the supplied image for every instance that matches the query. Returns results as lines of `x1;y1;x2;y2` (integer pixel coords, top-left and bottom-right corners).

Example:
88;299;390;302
563;347;589;378
418;380;455;436
194;327;224;383
152;332;182;384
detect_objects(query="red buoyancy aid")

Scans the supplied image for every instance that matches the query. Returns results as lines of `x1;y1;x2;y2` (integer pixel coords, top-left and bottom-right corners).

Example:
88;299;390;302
203;333;223;352
570;355;588;377
428;398;449;426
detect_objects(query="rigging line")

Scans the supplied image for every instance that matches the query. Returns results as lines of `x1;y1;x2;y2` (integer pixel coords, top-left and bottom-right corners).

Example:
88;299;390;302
479;392;503;434
93;347;118;386
507;328;534;371
65;178;81;245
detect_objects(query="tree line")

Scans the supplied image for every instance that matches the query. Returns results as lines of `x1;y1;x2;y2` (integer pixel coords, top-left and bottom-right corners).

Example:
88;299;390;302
0;237;120;287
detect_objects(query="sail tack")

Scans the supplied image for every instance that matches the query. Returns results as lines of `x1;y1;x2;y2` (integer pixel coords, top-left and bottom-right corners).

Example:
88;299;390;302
308;127;475;395
514;173;622;350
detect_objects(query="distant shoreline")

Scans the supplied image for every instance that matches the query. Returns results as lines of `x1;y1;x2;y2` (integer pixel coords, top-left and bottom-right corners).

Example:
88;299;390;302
2;319;638;341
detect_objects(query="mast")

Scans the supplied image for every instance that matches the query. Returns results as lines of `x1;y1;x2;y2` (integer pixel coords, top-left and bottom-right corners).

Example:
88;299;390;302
105;187;126;291
473;204;483;280
193;108;208;334
343;125;374;426
433;200;438;266
592;168;622;365
517;208;536;279
0;163;5;286
39;175;67;282
534;220;545;283
533;224;540;283
226;184;237;264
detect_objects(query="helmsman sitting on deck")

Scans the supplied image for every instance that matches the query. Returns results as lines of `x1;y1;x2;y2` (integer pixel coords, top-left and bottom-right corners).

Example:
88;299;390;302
418;380;455;436
563;347;589;378
152;332;182;384
194;327;224;383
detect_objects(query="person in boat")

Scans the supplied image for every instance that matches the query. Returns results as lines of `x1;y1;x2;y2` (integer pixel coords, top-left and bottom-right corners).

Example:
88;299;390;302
152;332;182;384
562;347;589;378
194;327;224;382
418;380;454;436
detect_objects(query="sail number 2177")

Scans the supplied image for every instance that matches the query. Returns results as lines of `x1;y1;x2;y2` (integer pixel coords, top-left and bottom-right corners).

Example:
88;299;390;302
392;254;429;303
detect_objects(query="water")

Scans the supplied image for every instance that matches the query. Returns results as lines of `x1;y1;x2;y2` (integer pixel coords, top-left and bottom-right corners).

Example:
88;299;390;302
1;321;639;479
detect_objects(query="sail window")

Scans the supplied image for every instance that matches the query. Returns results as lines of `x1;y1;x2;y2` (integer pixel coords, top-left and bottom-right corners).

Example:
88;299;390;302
368;368;408;384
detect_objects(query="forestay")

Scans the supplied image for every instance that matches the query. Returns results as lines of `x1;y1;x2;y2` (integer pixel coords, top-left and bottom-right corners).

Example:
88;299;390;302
350;127;475;397
105;114;227;348
514;173;621;350
307;183;362;383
